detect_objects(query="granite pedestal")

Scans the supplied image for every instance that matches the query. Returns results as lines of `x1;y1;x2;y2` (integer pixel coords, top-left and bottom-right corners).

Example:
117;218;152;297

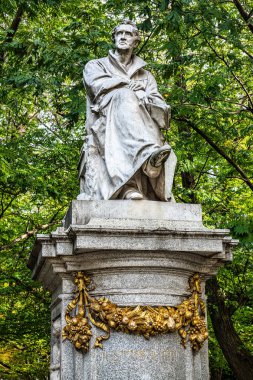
28;201;236;380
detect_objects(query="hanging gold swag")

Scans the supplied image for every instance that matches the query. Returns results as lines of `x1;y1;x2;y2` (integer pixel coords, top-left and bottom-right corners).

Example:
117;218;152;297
62;272;208;353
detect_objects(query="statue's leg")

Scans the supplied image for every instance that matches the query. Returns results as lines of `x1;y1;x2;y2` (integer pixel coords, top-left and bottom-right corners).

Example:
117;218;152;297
117;171;146;200
142;160;162;179
142;146;171;179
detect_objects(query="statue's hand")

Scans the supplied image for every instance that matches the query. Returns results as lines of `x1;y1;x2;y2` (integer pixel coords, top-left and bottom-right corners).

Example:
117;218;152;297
128;80;145;92
135;90;149;104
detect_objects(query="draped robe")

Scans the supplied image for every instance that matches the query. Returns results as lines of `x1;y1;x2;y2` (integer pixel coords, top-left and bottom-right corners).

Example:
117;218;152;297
78;50;176;201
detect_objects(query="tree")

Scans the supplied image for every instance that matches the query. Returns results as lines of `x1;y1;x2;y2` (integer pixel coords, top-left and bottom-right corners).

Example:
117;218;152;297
0;0;252;378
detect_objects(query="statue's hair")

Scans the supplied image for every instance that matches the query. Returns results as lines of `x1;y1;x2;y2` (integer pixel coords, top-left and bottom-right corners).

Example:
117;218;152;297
112;19;141;44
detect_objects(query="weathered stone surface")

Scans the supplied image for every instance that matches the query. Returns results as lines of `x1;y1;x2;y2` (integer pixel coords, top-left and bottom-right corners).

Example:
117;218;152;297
28;201;237;379
64;200;202;226
79;20;175;202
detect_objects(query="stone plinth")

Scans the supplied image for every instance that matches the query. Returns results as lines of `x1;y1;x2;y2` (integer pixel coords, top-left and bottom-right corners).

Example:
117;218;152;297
28;201;236;380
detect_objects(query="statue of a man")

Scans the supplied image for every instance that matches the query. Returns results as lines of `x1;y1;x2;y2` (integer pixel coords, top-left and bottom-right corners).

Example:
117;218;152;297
78;20;176;201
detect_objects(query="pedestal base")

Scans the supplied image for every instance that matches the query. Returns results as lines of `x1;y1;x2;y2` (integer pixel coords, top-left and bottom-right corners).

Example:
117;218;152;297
28;201;236;380
62;331;209;380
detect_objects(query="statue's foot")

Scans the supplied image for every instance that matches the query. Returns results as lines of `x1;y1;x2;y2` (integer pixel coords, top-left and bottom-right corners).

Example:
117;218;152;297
149;145;171;168
124;188;144;200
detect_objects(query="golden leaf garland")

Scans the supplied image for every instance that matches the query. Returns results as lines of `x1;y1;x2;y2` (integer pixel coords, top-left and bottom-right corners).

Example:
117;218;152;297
62;272;208;353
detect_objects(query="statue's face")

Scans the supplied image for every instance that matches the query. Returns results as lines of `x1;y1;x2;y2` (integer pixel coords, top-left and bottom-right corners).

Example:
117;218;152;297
114;24;138;51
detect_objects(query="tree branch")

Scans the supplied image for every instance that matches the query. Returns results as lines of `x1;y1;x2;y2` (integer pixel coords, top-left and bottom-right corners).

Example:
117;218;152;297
0;221;59;252
137;23;160;55
200;30;253;109
0;6;24;62
0;270;48;302
232;0;253;34
214;32;253;60
0;337;26;351
175;117;253;191
0;360;11;370
0;193;20;219
193;154;211;189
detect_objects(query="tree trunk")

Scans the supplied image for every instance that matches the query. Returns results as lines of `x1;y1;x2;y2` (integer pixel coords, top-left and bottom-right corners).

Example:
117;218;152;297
0;6;24;62
207;278;253;380
178;123;196;203
211;369;223;380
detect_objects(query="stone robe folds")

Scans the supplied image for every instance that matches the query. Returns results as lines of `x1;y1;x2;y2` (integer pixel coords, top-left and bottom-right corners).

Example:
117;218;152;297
78;50;176;201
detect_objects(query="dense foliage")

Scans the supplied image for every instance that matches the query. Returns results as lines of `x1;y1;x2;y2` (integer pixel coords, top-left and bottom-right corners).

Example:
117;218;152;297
0;0;252;378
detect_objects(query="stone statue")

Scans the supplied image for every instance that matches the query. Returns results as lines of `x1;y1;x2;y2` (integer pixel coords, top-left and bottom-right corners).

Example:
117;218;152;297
78;20;177;201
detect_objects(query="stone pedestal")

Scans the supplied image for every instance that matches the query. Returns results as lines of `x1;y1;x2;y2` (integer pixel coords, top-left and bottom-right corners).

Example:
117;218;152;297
28;201;236;380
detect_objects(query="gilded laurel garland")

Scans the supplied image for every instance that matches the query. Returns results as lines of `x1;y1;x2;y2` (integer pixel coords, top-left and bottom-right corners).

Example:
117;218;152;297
62;272;208;353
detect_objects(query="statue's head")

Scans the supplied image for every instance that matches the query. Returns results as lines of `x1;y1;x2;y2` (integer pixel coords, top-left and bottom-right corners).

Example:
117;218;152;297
112;20;141;51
